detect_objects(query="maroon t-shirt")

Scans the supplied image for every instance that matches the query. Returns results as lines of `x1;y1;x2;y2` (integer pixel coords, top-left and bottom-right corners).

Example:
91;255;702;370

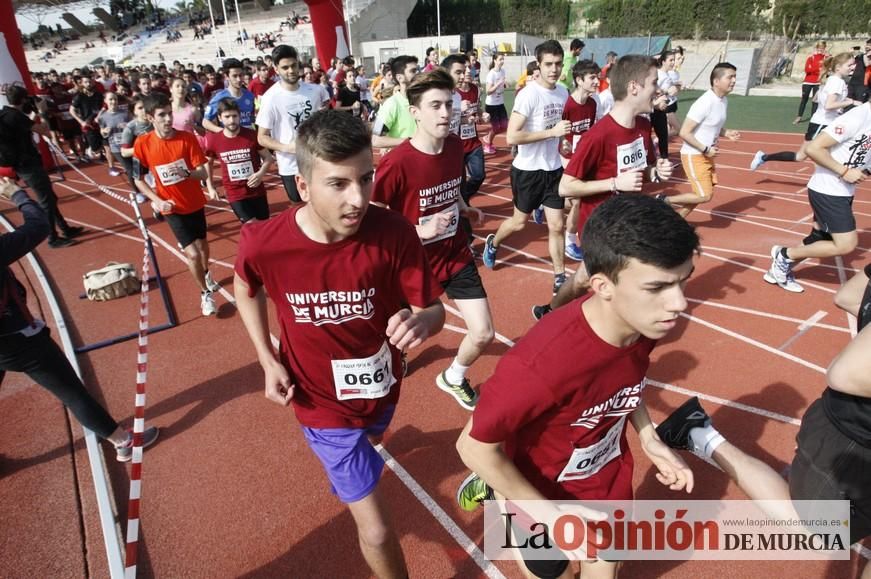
248;76;275;98
372;135;473;283
235;205;443;429
560;94;598;159
566;114;655;236
470;294;656;501
457;84;483;155
203;128;265;202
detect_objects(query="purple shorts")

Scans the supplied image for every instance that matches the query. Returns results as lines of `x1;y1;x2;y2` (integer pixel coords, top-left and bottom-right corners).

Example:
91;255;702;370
301;404;396;503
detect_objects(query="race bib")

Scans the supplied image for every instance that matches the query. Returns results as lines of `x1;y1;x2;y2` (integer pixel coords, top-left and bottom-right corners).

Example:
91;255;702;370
332;341;396;401
155;159;188;186
418;203;460;245
460;123;477;139
227;160;254;181
571;134;582;153
616;137;647;173
556;416;626;482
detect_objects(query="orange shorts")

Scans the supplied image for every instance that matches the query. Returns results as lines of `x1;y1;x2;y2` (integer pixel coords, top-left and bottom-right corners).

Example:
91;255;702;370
681;153;718;198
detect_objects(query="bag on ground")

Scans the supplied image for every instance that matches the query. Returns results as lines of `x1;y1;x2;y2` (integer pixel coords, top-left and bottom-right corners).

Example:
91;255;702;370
83;262;140;301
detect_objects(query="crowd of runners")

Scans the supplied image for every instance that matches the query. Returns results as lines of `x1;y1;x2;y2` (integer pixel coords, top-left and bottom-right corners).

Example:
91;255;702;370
1;32;871;579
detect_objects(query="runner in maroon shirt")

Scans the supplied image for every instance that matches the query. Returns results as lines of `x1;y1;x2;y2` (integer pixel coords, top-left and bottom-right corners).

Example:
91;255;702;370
234;110;444;578
203;98;274;222
456;194;698;579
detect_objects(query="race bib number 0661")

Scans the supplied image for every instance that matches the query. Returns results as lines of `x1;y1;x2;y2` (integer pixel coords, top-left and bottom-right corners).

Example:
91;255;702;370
332;341;396;401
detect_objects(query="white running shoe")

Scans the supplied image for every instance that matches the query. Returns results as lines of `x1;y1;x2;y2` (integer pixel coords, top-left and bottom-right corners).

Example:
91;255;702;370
763;246;804;293
201;291;217;316
750;151;765;170
204;271;220;292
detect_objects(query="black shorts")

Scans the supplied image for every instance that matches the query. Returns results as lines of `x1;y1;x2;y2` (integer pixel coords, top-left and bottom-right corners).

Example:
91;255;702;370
485;104;509;132
61;126;82;140
441;260;487;300
281;174;301;203
508;512;570;578
230;196;270;222
804;122;825;142
808;188;855;234
165;207;207;248
510;166;565;214
790;399;871;544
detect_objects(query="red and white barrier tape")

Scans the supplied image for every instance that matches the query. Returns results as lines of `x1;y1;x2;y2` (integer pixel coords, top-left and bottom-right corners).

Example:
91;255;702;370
124;242;151;579
41;137;134;206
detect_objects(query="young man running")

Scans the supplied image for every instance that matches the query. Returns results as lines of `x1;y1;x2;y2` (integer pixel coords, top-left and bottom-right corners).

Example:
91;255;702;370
531;55;674;319
560;59;601;262
256;45;326;203
457;194;697;579
482;40;571;298
234;110;445;578
372;55;420;148
764;101;871;294
204;98;274;223
133;93;219;316
202;58;257;132
663;62;741;218
373;69;493;411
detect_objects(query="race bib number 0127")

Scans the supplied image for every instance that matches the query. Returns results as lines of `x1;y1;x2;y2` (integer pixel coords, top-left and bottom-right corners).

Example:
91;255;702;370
227;160;254;181
332;341;396;401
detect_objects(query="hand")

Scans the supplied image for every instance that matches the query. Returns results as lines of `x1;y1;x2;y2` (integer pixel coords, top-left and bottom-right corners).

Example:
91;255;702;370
247;172;264;188
461;205;484;226
615;169;643;192
642;437;694;493
263;358;294;406
561;138;573;156
460;99;470;113
0;177;21;200
724;129;740;141
842;167;866;184
656;158;674;181
386;308;431;350
550;120;572;138
705;146;718;158
419;211;452;240
151;199;175;214
481;112;491;123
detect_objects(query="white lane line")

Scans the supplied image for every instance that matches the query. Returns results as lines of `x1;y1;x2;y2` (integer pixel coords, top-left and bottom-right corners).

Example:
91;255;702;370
58;180;504;577
778;310;828;351
686;298;849;333
679;312;827;374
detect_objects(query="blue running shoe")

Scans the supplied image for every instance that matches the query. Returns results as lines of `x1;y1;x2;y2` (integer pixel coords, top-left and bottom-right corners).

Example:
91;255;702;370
565;242;584;261
532;206;544;225
483;234;497;269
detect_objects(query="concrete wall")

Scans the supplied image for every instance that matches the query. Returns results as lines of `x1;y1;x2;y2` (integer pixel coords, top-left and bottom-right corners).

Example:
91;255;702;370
349;0;416;59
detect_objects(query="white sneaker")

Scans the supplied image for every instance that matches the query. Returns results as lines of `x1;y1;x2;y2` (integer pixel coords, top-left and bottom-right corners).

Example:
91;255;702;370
750;151;765;170
204;271;220;292
763;246;804;293
201;291;217;316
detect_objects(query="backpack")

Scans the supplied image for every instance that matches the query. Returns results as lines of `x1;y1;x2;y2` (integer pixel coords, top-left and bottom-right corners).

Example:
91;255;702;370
82;262;140;301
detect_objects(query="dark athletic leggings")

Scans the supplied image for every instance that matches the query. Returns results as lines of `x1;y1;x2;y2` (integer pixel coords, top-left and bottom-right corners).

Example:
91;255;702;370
651;109;669;158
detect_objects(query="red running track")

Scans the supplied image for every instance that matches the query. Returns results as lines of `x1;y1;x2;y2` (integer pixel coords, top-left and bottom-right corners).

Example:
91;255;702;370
1;130;869;578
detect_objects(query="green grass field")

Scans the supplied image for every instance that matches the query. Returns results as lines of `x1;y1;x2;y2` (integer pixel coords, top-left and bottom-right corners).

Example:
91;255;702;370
500;89;806;134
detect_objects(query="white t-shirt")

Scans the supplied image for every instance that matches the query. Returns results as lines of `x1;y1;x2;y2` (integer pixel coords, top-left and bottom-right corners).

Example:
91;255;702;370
595;90;614;120
807;103;871;198
255;81;322;176
485;68;506;106
449;91;462;136
680;89;728;155
511;80;569;171
657;69;677;106
810;76;848;126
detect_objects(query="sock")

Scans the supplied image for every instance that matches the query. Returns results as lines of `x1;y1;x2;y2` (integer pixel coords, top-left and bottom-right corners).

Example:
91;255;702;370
565;231;578;246
780;247;791;261
763;151;797;163
115;431;132;449
444;358;470;386
689;424;725;459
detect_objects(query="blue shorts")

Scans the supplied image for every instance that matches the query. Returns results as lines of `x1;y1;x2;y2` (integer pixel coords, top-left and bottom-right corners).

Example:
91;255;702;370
302;404;396;503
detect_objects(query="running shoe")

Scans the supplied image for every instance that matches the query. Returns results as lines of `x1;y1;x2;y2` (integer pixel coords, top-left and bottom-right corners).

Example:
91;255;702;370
135;193;147;204
115;426;160;462
552;273;567;296
108;167;122;177
532;206;544;225
565;242;584;261
483;145;496;155
48;237;75;248
201;291;217;316
204;271;220;292
750;151;765;171
763;245;804;293
63;226;85;239
482;234;497;269
531;303;551;321
655;396;711;452
456;472;493;511
436;371;479;410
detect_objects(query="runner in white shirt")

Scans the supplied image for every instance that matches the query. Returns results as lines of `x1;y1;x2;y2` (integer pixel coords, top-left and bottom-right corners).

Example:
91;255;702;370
256;44;327;203
752;53;859;169
481;40;571;297
663;62;741;218
482;53;508;154
765;102;871;293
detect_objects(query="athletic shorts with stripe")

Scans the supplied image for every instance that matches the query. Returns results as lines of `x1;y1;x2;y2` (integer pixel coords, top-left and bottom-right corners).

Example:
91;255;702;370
680;153;717;199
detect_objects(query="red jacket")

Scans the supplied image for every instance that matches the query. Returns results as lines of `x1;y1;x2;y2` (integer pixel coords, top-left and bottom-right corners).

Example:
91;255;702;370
804;53;825;84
